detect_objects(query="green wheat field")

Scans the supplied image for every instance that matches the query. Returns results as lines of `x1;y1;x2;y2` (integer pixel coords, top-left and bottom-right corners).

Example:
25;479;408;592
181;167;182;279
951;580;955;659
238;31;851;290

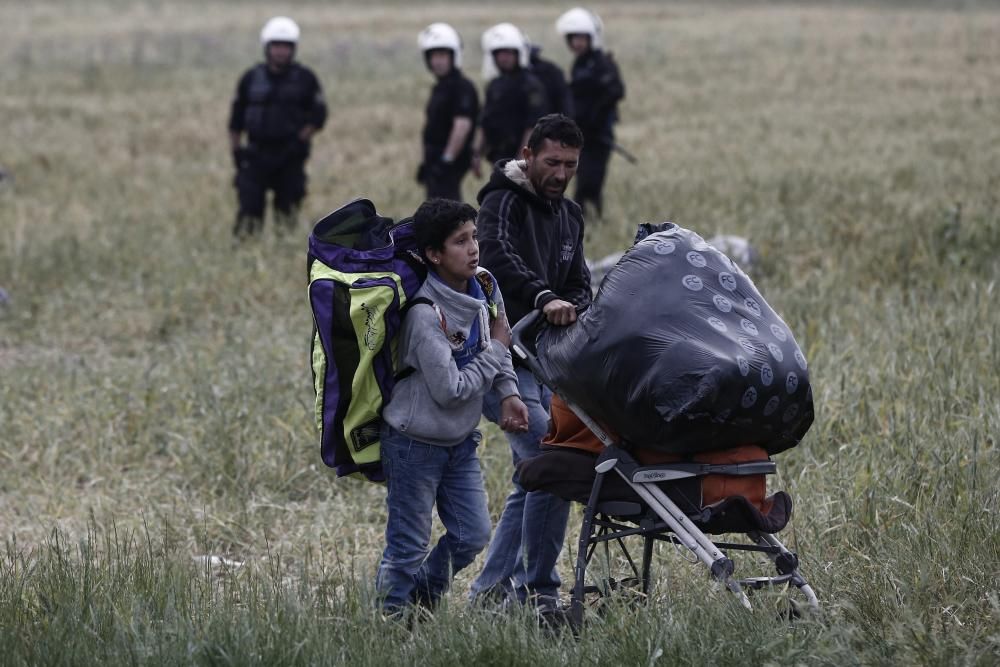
1;1;998;664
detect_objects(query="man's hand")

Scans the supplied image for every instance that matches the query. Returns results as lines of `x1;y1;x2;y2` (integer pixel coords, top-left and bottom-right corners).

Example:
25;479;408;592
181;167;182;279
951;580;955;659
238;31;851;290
229;131;244;168
542;299;577;326
499;396;530;433
490;312;512;348
232;146;252;170
426;159;448;182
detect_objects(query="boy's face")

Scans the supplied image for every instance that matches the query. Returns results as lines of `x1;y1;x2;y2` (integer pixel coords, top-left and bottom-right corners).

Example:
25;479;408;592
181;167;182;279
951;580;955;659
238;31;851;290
427;220;479;285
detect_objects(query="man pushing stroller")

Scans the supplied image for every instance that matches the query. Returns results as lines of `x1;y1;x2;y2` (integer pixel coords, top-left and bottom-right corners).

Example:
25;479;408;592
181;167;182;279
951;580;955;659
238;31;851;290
470;113;591;616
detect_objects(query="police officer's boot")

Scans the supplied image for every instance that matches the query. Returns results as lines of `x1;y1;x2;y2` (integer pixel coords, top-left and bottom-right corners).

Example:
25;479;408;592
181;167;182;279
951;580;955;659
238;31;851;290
233;214;264;239
274;205;300;235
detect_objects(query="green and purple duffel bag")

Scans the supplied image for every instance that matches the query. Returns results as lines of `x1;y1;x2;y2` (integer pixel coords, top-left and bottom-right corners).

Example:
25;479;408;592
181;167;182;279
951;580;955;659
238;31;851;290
308;198;425;482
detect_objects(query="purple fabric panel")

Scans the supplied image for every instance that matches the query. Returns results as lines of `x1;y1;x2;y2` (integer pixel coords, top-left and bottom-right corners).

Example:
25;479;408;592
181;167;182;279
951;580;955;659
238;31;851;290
395;257;424;298
335;461;386;482
309;240;394;273
308;245;423;290
310;280;348;469
389;220;417;246
393;221;425;298
307;220;419;272
334;462;357;477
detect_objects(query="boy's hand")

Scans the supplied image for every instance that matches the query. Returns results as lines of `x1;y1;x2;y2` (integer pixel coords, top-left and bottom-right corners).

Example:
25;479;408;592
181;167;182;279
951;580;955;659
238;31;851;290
490;312;512;348
499;396;529;433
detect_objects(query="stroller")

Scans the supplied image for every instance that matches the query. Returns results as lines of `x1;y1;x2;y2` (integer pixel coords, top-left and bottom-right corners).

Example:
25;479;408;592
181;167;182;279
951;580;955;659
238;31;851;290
510;310;820;628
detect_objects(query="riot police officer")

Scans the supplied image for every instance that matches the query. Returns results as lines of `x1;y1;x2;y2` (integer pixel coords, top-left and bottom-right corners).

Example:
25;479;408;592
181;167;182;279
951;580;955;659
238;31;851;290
528;42;574;118
416;23;480;202
556;8;625;217
472;23;549;177
228;16;327;237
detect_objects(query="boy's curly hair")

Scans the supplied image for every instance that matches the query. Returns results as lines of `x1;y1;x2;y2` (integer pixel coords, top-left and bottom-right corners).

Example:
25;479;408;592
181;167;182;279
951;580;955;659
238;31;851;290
413;198;478;260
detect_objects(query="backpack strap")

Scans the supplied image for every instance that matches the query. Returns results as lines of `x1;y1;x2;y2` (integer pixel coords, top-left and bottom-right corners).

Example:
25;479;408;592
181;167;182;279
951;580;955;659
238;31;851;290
402;296;434;312
395;297;445;381
402;297;446;331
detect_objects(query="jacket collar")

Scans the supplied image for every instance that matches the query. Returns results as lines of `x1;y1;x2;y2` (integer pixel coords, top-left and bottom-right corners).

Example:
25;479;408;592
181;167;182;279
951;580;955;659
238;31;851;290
480;158;561;213
421;271;486;320
503;159;536;195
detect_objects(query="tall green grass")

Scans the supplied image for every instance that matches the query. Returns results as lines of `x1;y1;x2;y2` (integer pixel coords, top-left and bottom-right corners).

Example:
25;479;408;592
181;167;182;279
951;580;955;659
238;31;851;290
1;1;999;664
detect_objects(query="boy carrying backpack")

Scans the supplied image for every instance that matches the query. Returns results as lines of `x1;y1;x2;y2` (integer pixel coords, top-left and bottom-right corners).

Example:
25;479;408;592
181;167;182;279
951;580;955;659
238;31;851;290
376;198;529;615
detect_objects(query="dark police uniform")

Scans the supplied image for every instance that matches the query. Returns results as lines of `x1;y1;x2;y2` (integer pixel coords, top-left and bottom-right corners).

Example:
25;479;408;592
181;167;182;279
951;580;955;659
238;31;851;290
568;49;624;216
228;62;327;234
529;49;574;119
480;70;548;164
419;68;479;201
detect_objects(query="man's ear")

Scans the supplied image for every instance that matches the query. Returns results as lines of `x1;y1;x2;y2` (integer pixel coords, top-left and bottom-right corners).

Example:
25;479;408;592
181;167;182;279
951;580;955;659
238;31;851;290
425;247;442;265
521;145;533;162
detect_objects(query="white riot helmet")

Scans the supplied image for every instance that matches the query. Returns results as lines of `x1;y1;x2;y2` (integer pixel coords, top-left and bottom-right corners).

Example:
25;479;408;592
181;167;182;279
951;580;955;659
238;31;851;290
418;22;463;69
555;7;604;50
480;23;529;79
260;16;300;46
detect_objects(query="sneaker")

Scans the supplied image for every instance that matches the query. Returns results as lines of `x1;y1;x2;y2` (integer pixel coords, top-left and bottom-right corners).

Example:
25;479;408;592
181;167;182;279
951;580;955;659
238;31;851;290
470;582;520;610
535;605;571;632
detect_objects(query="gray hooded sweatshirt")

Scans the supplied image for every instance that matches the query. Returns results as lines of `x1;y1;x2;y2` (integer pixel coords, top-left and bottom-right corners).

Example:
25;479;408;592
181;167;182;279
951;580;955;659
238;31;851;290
381;269;519;447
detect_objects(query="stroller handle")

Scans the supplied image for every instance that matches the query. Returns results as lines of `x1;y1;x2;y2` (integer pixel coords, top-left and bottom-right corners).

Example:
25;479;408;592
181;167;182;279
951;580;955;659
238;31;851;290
510;309;546;365
512;308;617;452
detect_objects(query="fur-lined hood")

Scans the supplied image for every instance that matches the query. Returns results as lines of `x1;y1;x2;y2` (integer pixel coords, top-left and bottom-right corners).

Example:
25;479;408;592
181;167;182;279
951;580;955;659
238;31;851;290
502;159;535;195
477;158;561;213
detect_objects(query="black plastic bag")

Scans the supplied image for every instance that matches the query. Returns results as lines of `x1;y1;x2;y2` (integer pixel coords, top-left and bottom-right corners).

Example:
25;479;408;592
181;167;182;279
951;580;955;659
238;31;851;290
537;223;813;455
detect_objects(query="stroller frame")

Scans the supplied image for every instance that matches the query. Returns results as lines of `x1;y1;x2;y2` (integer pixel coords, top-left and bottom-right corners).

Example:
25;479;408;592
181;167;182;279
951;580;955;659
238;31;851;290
510;312;820;627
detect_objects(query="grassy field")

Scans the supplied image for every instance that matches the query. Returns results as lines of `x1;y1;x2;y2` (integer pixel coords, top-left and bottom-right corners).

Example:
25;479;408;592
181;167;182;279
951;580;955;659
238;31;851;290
1;1;999;664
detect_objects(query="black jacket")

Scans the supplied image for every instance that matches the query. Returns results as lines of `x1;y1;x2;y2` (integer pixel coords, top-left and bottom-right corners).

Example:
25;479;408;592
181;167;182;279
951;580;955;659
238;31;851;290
480;70;548;163
477;159;591;327
569;50;624;140
422;68;479;168
529;52;574;118
228;62;327;144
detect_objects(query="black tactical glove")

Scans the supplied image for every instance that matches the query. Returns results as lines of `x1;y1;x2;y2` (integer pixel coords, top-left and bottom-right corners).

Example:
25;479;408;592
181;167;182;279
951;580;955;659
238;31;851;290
425;158;449;183
232;147;247;170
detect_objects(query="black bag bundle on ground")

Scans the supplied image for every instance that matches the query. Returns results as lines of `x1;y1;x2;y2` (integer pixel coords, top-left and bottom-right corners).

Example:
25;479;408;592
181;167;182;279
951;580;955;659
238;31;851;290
537;223;814;455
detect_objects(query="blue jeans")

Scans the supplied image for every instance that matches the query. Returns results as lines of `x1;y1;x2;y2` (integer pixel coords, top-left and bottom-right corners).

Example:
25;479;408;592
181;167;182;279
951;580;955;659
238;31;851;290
376;425;492;612
470;366;570;608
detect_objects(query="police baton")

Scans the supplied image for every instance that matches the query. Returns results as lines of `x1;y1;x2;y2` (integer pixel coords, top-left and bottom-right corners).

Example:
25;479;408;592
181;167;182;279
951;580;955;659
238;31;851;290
610;141;639;165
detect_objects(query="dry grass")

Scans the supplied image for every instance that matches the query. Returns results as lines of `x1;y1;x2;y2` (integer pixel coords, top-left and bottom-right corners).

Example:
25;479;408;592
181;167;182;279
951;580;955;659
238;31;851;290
1;1;999;663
